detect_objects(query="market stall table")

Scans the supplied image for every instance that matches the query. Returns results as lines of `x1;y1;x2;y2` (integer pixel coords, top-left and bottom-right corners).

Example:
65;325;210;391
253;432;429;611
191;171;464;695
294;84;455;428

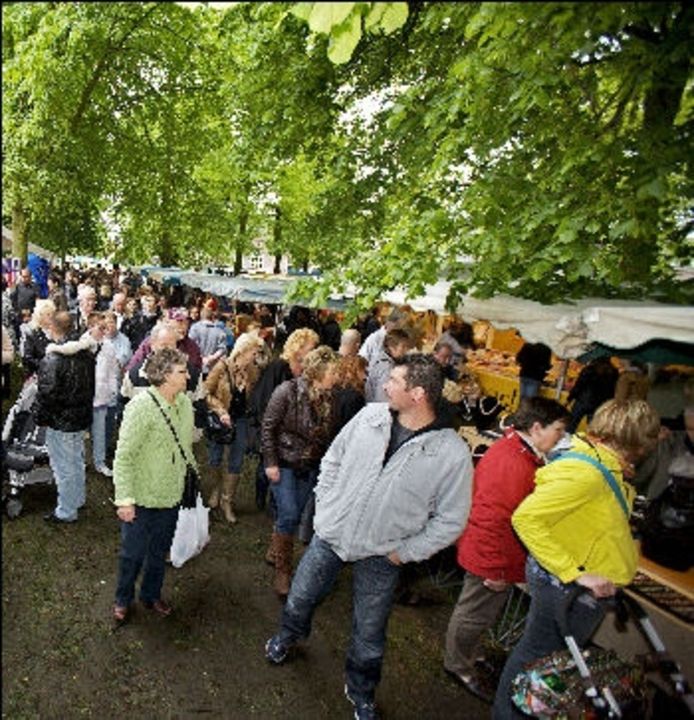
473;368;571;410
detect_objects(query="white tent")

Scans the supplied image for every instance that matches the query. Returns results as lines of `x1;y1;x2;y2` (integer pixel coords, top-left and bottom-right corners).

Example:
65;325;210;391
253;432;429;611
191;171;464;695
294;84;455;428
383;281;694;359
136;267;693;359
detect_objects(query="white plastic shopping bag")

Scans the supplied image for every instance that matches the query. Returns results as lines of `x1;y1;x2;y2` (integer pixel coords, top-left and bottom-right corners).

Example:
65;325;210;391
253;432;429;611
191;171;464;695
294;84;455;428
170;493;210;568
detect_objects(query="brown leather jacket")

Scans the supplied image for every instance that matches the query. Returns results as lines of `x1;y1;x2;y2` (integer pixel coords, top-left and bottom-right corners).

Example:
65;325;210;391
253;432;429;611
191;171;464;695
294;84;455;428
204;358;236;418
261;377;333;470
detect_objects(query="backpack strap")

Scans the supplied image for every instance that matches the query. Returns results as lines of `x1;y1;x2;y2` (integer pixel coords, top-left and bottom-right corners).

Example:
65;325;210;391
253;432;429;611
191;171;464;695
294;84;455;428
553;450;629;518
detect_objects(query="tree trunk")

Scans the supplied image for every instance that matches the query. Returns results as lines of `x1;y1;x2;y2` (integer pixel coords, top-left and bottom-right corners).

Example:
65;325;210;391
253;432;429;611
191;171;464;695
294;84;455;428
234;209;248;275
273;206;282;274
159;229;177;267
11;204;28;265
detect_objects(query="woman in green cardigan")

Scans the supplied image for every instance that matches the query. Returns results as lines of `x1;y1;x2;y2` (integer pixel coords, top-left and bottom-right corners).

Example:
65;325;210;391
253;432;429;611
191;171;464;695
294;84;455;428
112;347;195;624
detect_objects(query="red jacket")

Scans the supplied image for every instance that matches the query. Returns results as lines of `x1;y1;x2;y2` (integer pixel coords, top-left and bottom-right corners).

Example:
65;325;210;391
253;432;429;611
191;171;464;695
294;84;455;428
456;429;543;583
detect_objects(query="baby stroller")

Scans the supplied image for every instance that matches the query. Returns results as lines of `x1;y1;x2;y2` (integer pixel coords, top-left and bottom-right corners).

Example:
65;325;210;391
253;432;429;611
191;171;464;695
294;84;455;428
2;378;53;518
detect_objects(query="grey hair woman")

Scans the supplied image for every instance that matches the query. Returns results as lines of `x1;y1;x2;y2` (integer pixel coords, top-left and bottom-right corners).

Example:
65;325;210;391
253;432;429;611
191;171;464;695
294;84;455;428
112;347;195;624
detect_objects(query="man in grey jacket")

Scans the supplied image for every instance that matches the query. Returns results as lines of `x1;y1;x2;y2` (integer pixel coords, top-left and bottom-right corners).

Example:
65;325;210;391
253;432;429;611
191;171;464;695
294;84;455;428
265;354;473;720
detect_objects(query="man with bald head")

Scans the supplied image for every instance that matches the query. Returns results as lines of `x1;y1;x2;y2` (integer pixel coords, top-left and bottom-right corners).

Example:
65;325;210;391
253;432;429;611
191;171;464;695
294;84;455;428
72;285;98;336
111;292;127;330
339;329;361;358
119;324;179;402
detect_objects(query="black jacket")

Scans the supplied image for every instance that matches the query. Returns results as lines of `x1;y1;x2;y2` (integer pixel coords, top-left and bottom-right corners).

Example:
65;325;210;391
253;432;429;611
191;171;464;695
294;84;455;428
333;387;365;434
33;343;96;431
11;282;39;313
248;358;292;428
121;312;159;354
21;327;51;377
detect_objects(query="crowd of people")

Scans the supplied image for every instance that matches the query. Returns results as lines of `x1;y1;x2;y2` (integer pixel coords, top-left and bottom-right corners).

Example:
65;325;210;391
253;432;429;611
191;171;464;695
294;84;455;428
2;262;693;720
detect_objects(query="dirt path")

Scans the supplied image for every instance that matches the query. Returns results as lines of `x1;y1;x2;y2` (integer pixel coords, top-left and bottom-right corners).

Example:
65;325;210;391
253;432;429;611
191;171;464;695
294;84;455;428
2;457;489;719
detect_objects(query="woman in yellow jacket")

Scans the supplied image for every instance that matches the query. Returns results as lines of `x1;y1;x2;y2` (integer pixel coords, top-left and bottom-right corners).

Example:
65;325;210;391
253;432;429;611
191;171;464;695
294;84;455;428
492;399;660;719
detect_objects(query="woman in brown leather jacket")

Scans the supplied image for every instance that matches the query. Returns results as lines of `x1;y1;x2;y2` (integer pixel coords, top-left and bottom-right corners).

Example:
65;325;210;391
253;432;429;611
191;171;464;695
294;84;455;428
204;332;267;524
261;345;339;597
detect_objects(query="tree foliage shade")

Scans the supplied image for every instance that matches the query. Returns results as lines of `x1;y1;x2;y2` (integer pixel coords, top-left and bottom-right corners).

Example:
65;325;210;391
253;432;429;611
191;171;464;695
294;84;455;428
2;1;692;308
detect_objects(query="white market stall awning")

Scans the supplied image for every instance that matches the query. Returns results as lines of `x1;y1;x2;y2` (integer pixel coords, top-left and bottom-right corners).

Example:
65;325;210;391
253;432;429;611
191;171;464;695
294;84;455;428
385;281;694;359
136;268;693;359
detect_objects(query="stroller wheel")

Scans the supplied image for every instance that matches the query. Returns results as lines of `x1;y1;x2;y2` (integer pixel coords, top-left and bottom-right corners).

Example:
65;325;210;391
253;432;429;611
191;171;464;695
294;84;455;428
5;497;23;519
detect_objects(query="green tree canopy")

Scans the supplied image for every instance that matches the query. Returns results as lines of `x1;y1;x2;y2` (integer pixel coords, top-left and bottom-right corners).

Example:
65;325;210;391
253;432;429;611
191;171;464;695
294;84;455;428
3;2;691;308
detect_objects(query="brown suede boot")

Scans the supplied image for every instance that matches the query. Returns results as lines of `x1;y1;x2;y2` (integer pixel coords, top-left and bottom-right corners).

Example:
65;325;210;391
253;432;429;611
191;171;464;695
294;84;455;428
273;533;294;598
207;466;223;509
265;531;279;566
220;473;240;524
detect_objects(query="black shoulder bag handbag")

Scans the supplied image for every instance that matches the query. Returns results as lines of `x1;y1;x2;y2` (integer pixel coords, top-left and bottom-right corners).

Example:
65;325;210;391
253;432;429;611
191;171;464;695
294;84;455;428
204;364;236;445
148;390;200;509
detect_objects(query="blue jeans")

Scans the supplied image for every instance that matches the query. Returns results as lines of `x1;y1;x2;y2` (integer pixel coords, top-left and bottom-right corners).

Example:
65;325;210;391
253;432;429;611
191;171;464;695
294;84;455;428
91;405;112;468
114;506;179;607
206;416;248;474
45;428;86;521
492;557;608;719
104;404;118;457
271;466;318;535
278;535;401;704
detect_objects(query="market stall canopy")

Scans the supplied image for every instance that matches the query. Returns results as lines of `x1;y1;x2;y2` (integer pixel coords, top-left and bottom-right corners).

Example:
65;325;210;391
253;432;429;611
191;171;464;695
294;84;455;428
578;339;694;367
138;266;351;310
460;295;694;359
385;281;694;359
134;269;693;359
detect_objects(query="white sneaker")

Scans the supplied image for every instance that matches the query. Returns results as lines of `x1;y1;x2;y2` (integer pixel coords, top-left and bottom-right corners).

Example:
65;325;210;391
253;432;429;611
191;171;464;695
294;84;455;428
96;465;113;477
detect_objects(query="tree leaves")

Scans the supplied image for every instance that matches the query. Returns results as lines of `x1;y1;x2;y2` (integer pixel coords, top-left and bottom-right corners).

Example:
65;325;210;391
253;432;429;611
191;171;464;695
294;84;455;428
289;2;409;65
327;10;361;65
3;2;690;307
306;2;355;34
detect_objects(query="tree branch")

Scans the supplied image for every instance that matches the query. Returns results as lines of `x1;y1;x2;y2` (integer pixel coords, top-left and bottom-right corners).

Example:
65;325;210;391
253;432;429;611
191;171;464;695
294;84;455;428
70;3;164;133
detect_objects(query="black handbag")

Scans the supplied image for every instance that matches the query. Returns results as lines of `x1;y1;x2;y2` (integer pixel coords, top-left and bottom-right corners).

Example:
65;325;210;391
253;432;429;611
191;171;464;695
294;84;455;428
181;463;200;509
203;362;236;445
148;390;200;509
204;409;235;445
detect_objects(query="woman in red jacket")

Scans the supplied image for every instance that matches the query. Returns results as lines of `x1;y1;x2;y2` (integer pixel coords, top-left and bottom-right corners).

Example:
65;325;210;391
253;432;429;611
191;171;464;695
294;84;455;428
444;397;569;700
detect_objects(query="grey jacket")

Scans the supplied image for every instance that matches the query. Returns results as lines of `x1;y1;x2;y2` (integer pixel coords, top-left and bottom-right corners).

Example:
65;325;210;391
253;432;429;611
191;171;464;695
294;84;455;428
364;348;393;403
314;403;473;563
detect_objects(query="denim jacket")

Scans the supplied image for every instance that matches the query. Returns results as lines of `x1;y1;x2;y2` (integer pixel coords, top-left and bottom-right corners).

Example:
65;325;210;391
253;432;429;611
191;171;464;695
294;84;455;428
314;403;473;563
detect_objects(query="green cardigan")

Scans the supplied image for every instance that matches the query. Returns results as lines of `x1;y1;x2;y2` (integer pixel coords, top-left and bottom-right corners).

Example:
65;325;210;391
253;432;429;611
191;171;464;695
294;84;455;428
113;388;196;508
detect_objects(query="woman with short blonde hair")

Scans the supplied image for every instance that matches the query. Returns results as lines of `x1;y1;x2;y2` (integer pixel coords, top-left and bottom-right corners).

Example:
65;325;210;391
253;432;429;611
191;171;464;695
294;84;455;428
587;399;660;458
281;327;320;371
21;299;57;377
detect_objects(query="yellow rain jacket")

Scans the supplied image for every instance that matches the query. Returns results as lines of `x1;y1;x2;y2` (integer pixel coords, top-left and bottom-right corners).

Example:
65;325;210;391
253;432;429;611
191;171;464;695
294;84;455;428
512;435;638;586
